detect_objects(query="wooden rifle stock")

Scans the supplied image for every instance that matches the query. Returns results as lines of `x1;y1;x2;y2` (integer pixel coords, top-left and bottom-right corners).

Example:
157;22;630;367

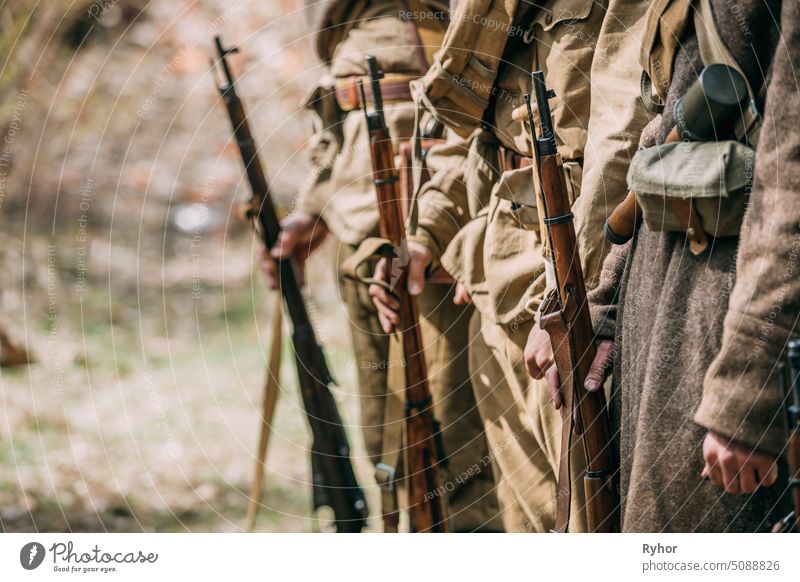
212;36;367;533
527;72;620;533
360;55;447;532
604;126;683;246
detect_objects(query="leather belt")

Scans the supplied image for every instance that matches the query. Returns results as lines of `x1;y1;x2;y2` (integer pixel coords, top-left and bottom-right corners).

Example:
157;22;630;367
335;74;419;112
499;147;534;173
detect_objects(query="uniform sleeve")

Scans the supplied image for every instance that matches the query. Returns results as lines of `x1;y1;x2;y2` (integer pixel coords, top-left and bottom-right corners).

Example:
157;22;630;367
408;138;472;264
295;81;343;218
573;0;651;290
695;0;800;456
588;239;631;339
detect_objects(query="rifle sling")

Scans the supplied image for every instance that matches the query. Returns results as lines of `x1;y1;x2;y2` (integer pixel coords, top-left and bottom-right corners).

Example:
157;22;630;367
375;333;407;532
540;290;576;534
246;292;284;531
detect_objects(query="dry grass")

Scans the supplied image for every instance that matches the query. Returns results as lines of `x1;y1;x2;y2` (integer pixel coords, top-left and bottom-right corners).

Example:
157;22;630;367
0;235;381;532
0;1;385;532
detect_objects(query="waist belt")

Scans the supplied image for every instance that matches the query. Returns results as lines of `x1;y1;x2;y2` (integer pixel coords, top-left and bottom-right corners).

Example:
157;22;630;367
335;75;419;112
499;147;534;173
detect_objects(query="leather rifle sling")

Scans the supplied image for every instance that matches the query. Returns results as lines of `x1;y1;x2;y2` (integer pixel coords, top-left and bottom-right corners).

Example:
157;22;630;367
246;292;284;531
375;333;407;532
540;291;577;533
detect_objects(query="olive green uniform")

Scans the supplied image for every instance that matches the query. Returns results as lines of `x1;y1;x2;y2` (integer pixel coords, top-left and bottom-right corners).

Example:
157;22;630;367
299;0;501;531
410;0;650;531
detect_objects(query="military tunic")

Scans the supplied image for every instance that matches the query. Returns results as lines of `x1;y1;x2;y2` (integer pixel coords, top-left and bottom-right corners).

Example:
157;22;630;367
588;0;795;532
299;0;501;531
410;0;650;531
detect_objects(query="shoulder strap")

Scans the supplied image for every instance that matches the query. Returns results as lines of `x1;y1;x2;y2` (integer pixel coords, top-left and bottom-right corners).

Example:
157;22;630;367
692;0;761;143
640;0;694;103
400;0;447;73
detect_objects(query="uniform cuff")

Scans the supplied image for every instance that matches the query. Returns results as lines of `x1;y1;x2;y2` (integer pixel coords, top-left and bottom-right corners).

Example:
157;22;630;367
695;311;789;456
408;226;443;273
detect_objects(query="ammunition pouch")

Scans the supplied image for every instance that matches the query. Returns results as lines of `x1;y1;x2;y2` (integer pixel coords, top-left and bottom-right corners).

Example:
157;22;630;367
628;140;754;239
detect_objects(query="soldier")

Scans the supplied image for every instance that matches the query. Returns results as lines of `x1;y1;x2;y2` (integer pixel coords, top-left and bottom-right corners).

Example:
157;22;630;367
584;0;798;531
262;0;501;532
371;0;649;531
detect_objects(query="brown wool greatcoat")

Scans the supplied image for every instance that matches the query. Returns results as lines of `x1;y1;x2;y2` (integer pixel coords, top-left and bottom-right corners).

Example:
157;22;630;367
589;0;797;532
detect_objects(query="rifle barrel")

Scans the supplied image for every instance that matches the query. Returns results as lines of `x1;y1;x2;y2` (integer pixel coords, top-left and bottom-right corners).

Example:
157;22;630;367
212;38;367;532
528;71;620;533
362;55;447;533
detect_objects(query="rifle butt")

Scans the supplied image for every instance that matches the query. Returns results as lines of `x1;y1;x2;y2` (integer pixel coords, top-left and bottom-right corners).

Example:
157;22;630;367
583;473;620;533
405;416;448;533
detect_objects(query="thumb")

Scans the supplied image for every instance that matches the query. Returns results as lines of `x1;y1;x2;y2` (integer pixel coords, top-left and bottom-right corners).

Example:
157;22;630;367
407;249;429;296
584;340;613;393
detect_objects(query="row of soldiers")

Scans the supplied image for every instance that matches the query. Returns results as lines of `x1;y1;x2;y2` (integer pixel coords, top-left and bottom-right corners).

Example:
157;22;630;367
259;0;799;532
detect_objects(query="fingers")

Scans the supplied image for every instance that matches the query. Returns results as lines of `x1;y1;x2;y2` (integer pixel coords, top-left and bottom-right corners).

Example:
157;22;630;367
369;258;400;333
718;450;741;494
738;467;759;494
407;257;426;297
584;339;614;392
545;365;562;410
369;282;400;311
750;453;778;491
453;282;472;305
271;228;299;261
259;247;279;290
524;345;544;379
406;243;432;296
701;433;724;486
372;296;400;333
524;328;553;380
701;460;723;487
271;213;326;261
757;458;779;487
701;432;780;495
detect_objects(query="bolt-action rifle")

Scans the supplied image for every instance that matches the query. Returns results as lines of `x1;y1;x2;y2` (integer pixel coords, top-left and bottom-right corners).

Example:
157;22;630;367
526;71;620;533
211;36;367;532
359;55;447;532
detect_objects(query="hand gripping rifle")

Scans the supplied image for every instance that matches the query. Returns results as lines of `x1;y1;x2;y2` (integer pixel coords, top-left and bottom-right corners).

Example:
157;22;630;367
359;55;447;532
774;340;800;533
211;36;367;532
526;71;620;533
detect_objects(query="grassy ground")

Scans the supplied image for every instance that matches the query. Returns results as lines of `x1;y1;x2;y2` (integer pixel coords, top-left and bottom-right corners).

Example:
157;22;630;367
0;233;381;532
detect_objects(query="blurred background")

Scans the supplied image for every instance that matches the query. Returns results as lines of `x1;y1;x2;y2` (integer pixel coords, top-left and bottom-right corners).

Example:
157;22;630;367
0;0;376;531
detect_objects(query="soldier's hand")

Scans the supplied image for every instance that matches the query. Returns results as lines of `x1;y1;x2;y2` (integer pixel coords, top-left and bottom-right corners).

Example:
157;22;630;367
584;339;614;393
525;326;555;379
368;241;432;333
524;327;565;412
700;431;779;494
406;241;432;296
453;282;472;305
526;329;613;410
259;212;328;290
369;257;400;333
